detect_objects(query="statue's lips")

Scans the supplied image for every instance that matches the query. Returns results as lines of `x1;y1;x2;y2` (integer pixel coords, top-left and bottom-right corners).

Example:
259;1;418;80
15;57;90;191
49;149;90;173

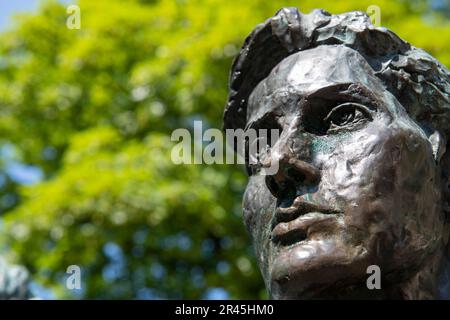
272;212;337;245
271;198;341;246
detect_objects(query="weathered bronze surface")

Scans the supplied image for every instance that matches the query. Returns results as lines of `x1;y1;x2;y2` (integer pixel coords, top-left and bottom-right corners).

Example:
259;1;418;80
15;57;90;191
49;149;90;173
224;8;450;299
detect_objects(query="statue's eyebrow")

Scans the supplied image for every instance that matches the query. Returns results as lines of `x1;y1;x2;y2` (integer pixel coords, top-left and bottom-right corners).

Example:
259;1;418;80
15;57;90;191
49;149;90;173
245;83;381;130
245;113;282;133
245;87;290;130
303;83;380;112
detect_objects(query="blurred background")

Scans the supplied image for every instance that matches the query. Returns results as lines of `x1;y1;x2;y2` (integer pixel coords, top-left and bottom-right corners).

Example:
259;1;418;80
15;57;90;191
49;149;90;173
0;0;449;299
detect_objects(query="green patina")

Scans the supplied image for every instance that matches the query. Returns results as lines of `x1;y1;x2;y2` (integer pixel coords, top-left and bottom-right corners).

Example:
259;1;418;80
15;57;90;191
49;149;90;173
311;137;334;154
311;132;351;155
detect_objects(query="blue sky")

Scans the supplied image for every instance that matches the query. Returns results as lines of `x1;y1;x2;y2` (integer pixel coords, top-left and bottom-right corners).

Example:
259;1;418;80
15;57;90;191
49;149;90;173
0;0;73;31
0;0;40;31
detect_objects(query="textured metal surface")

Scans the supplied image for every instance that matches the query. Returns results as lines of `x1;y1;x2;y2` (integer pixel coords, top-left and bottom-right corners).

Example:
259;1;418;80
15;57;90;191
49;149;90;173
224;8;450;299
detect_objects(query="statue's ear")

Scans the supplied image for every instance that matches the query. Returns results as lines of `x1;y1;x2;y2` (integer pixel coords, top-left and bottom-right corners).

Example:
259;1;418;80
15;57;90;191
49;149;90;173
427;129;446;163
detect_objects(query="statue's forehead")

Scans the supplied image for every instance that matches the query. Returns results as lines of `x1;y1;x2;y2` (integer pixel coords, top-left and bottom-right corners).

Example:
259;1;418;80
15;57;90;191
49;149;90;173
247;45;384;123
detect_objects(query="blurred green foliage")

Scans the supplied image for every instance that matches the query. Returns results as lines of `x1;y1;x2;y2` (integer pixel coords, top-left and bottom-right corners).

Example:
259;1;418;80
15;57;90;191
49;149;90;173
0;0;448;299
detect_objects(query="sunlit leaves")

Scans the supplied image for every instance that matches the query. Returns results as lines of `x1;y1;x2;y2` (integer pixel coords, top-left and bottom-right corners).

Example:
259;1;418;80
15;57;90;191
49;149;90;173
0;0;448;299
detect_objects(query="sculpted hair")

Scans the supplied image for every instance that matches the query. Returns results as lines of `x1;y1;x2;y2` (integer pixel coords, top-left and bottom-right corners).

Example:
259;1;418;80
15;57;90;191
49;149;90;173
223;7;450;143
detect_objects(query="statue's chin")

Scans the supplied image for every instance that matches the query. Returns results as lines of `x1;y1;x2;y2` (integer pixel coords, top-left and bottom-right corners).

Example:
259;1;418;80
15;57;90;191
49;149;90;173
268;237;370;299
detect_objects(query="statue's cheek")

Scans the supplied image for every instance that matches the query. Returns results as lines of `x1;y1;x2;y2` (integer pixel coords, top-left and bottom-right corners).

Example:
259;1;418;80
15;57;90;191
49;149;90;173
317;149;377;209
243;177;276;236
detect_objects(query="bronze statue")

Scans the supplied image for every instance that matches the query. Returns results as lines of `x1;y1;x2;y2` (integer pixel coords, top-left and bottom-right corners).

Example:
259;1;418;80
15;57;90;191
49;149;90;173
224;8;450;299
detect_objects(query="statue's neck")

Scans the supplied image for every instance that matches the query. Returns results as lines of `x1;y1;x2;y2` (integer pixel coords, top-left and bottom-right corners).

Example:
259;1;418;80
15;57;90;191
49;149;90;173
396;247;449;299
318;248;448;300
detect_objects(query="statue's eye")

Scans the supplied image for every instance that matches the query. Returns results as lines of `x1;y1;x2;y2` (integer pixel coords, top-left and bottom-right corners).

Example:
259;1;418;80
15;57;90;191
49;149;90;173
324;103;372;133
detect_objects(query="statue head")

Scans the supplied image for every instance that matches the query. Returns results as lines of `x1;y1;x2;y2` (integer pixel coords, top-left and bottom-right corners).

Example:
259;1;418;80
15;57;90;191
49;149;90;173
224;8;450;299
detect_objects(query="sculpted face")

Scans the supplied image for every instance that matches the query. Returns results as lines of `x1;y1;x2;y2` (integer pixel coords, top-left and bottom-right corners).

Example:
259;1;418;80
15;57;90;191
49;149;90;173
242;45;446;299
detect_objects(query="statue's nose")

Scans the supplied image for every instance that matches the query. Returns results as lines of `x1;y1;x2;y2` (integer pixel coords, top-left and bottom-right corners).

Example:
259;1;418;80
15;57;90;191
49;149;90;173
264;146;320;199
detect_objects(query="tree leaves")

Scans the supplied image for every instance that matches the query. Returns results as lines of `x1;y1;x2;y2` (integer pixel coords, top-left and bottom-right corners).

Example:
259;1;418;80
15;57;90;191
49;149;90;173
0;0;448;299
